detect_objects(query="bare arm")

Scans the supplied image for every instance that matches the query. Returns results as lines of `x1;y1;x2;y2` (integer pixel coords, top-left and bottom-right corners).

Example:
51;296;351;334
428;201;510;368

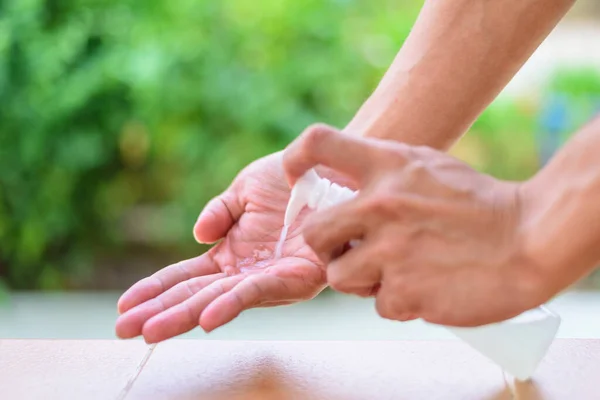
522;116;600;296
345;0;576;149
281;118;600;327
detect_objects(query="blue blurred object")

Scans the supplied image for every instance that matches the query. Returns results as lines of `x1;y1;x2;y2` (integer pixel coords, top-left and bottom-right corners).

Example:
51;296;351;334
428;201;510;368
594;96;600;117
537;93;600;168
537;94;569;167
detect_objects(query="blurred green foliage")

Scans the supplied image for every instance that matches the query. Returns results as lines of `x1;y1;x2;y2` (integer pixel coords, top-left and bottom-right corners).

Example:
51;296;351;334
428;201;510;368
0;0;422;289
468;99;539;180
466;67;600;181
546;66;600;136
1;0;598;290
549;66;600;97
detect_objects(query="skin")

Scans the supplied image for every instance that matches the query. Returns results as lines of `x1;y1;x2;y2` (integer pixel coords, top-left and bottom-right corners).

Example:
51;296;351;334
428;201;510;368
115;0;576;342
282;120;600;327
519;117;600;297
116;153;326;342
344;0;576;148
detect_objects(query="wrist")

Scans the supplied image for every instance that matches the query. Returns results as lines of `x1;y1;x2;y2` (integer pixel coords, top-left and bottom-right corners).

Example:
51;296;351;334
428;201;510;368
484;180;556;310
518;171;600;297
342;93;465;151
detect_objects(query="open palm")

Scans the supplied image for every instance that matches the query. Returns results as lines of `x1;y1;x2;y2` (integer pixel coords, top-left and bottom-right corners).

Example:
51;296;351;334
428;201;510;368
115;152;326;343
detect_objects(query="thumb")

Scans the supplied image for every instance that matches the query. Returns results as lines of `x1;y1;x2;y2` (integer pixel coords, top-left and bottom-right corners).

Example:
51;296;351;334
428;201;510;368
193;189;244;244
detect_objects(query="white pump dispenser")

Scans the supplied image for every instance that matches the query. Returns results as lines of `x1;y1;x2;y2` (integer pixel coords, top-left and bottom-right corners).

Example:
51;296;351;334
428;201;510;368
284;168;356;226
284;168;561;380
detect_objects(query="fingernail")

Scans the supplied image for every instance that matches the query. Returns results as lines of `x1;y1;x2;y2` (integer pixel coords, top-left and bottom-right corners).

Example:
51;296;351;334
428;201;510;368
201;325;213;334
143;336;157;345
193;229;202;243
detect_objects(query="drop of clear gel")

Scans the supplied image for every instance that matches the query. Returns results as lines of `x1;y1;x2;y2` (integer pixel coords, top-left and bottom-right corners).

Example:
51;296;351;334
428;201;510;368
235;246;274;273
274;225;289;260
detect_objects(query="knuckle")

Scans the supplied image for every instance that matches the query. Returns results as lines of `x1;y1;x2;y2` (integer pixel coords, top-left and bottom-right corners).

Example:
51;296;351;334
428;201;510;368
383;237;406;256
181;303;198;325
404;160;428;183
152;297;167;312
387;142;413;161
209;281;226;296
512;265;550;307
396;293;421;316
302;123;335;149
369;144;407;170
228;290;245;309
327;272;352;294
404;144;433;160
389;275;410;294
376;277;422;321
181;275;211;294
361;194;405;218
377;231;412;260
420;308;444;325
375;294;395;320
152;274;169;293
245;278;265;302
419;297;458;325
181;279;197;296
413;145;432;155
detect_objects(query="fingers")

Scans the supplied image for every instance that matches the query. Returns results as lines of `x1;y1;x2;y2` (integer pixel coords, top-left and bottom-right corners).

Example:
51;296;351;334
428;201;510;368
302;199;368;263
142;274;246;343
117;253;220;314
194;189;244;244
141;260;323;342
375;276;422;322
376;293;418;322
199;275;281;332
115;273;226;339
117;257;325;342
283;124;381;186
201;258;325;331
325;245;382;297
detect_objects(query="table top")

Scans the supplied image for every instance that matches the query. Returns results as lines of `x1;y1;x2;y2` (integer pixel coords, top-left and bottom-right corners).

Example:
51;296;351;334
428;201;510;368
0;339;598;399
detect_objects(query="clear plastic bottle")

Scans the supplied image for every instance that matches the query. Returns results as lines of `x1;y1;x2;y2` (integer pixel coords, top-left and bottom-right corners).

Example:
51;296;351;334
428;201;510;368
284;168;561;380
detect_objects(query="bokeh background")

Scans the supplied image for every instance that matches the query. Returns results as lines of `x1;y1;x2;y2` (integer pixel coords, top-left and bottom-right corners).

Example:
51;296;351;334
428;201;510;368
1;0;599;339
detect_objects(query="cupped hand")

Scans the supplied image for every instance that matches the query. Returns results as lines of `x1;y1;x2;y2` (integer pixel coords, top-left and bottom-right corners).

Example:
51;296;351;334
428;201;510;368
283;124;552;327
115;152;328;343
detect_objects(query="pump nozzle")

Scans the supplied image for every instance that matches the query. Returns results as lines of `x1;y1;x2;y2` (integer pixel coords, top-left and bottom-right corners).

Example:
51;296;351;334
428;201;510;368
284;169;321;226
284;168;356;226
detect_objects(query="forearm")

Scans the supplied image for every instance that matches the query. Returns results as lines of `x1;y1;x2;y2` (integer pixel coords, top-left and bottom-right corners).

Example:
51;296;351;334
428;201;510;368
345;0;575;150
521;116;600;294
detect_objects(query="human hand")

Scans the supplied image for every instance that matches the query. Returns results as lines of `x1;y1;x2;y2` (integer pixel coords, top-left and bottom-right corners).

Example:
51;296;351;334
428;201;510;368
116;152;332;343
282;124;553;327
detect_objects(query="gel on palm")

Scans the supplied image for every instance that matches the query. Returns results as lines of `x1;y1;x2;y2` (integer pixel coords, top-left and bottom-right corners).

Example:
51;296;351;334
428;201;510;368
281;168;561;380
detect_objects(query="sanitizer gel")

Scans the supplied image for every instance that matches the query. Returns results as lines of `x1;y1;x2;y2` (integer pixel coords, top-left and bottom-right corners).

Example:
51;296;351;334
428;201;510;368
281;168;561;380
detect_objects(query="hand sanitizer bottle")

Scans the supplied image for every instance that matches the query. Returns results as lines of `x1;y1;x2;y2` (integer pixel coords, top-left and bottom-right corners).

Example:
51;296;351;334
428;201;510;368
284;168;356;226
285;168;561;380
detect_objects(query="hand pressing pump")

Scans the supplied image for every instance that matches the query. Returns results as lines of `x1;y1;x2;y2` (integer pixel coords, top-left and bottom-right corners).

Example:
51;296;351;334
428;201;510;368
281;168;561;381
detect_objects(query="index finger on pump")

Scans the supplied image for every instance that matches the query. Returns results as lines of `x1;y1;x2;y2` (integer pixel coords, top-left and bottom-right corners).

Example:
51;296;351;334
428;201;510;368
282;123;378;186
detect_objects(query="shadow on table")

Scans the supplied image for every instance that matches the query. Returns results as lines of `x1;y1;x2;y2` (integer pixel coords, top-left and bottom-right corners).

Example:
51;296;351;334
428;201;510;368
194;358;335;400
163;356;512;400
